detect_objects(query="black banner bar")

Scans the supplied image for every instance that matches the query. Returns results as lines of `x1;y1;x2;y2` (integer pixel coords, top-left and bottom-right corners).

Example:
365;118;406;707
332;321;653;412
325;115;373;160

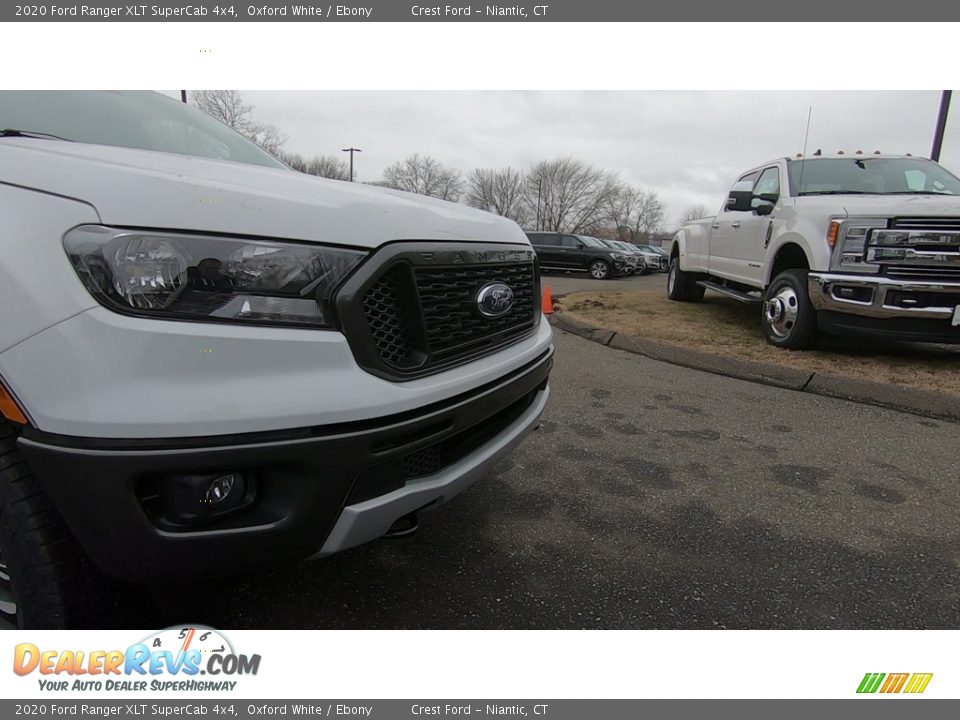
1;700;957;719
2;0;956;21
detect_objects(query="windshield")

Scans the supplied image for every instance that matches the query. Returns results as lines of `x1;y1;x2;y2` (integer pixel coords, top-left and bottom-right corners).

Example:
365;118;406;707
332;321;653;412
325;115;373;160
0;90;286;169
789;157;960;196
613;241;635;252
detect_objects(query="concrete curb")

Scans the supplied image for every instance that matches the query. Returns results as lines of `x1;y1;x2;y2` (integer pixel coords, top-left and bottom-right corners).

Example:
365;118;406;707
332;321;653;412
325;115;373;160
548;312;960;424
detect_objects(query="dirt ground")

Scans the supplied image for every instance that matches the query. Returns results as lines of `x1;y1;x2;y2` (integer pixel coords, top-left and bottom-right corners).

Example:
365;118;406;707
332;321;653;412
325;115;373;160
558;288;960;397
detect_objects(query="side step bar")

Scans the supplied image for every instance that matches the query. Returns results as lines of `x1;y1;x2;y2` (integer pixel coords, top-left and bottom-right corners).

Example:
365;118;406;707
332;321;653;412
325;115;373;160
696;280;762;304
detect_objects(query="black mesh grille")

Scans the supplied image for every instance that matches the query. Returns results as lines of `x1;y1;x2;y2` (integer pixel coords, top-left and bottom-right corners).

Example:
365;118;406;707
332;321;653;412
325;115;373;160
361;266;414;368
358;259;537;376
415;263;536;360
402;445;440;480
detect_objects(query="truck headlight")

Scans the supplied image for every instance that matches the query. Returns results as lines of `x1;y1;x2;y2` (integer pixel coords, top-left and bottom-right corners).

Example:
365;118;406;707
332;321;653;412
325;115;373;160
830;218;888;272
64;225;366;328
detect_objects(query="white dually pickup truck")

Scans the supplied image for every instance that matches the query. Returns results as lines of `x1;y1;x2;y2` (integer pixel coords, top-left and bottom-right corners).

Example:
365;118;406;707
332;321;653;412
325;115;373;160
668;154;960;348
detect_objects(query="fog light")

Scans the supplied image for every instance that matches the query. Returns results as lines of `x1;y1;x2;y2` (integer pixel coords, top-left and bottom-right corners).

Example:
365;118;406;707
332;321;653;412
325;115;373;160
833;285;873;303
143;471;254;528
206;473;240;504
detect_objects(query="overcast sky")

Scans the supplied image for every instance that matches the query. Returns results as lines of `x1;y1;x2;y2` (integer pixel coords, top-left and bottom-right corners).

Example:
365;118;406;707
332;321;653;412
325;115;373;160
168;91;960;229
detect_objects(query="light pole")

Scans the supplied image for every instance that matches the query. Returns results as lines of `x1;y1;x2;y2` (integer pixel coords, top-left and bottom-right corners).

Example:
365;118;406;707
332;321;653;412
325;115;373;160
931;90;952;162
535;177;542;231
341;147;362;182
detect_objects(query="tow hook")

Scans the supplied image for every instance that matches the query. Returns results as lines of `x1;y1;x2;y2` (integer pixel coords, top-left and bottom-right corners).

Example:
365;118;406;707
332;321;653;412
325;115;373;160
384;513;420;539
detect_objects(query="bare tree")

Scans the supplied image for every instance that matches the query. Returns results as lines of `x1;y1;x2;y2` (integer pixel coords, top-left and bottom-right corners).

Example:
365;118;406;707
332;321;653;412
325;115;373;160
191;89;287;155
528;157;620;234
680;204;712;223
465;167;529;226
605;185;665;242
278;152;351;181
381;154;463;201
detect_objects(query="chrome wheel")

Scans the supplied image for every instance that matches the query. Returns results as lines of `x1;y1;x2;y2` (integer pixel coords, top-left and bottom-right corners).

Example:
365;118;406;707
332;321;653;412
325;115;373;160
590;261;609;280
764;286;800;339
667;263;677;294
0;550;18;629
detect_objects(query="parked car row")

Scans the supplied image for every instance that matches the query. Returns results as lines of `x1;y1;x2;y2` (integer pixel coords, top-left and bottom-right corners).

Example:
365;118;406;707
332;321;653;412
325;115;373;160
525;231;668;279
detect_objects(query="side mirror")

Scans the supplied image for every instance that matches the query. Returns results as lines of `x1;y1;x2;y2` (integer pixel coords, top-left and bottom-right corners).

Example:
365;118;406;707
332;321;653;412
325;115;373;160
726;190;754;212
752;192;778;216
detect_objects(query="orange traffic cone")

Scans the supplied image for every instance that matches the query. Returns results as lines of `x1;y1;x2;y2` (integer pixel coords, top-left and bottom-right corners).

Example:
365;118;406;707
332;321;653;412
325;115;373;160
541;285;554;315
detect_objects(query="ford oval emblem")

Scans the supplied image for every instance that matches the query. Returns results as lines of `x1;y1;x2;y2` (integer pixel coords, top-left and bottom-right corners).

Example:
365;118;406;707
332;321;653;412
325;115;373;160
476;282;515;318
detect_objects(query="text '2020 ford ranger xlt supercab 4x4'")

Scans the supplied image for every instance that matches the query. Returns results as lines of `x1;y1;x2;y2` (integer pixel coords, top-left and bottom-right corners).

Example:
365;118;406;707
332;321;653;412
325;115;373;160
669;153;960;348
0;91;553;628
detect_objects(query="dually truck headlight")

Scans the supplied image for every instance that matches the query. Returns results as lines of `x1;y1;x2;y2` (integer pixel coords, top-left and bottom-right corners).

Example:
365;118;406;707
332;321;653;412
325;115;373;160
64;225;366;328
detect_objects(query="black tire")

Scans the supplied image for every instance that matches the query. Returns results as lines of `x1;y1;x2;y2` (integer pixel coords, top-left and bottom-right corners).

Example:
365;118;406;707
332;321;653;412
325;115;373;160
761;269;819;350
589;259;611;280
667;257;705;302
0;421;129;628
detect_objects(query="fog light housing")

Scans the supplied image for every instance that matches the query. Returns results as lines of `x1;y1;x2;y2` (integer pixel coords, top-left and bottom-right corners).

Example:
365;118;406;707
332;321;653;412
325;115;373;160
143;471;254;528
832;285;873;304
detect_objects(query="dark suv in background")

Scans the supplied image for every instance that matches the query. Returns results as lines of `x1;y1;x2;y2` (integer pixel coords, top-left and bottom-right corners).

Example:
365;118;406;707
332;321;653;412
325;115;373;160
526;232;631;280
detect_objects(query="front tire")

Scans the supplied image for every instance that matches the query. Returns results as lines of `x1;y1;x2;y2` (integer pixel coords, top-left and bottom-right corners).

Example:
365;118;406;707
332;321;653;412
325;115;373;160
590;259;611;280
761;269;819;350
667;257;705;301
0;421;127;628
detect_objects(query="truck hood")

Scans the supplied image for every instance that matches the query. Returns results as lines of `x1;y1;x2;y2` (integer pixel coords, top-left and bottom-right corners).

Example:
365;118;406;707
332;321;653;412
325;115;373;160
0;139;526;248
799;194;960;218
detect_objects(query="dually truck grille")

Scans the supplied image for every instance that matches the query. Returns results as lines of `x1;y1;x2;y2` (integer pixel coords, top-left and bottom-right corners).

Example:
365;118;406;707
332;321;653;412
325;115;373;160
891;217;960;231
869;218;960;281
336;243;540;381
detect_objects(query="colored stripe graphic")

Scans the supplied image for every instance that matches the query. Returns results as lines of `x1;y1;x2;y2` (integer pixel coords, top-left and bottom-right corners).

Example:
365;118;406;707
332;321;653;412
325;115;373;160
904;673;933;694
880;673;909;693
857;673;885;693
857;672;932;694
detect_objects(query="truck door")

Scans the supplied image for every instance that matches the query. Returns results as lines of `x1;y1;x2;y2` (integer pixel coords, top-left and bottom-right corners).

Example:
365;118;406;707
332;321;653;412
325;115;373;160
738;166;781;287
708;170;760;283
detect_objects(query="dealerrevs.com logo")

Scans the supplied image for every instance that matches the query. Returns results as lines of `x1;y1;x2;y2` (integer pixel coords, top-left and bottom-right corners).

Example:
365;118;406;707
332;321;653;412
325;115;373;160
13;627;261;692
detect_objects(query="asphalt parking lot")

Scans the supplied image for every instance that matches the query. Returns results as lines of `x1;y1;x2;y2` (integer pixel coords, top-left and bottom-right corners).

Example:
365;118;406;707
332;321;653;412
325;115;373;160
183;328;960;630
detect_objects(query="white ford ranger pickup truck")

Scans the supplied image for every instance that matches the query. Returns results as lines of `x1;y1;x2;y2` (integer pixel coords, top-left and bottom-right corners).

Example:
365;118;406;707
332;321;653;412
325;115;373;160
0;90;553;627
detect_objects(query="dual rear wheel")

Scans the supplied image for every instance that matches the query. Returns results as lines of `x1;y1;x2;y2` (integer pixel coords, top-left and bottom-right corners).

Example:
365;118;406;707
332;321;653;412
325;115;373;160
668;259;818;349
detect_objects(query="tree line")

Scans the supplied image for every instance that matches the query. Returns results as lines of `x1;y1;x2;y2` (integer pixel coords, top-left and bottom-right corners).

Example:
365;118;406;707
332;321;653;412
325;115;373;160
190;90;693;238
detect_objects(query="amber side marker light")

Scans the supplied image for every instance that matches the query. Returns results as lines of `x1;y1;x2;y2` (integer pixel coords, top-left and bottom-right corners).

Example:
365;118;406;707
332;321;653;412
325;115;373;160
0;379;29;425
827;221;841;249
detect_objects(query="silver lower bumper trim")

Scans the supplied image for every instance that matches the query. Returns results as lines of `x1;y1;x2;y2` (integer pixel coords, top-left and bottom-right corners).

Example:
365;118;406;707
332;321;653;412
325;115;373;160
309;385;550;558
808;272;960;320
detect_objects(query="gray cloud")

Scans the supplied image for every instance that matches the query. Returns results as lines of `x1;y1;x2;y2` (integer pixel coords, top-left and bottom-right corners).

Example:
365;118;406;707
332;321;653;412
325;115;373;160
171;90;960;229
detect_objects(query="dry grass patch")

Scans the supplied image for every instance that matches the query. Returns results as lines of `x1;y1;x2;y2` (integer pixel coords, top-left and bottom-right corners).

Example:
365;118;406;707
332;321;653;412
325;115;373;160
558;288;960;397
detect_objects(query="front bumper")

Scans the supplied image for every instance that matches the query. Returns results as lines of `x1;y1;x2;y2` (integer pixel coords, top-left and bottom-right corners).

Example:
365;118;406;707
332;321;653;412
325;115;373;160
16;349;552;585
808;272;960;342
